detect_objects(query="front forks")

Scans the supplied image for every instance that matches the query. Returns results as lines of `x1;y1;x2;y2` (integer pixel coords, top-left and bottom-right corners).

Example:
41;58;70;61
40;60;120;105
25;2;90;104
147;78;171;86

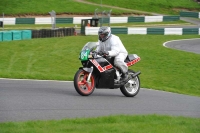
83;66;94;82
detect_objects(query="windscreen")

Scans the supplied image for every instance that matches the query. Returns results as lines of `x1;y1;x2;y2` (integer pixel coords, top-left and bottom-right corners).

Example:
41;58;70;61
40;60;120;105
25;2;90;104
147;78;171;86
81;42;98;52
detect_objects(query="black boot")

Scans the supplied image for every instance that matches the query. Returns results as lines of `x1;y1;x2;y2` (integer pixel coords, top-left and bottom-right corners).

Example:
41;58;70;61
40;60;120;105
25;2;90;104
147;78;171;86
121;72;128;82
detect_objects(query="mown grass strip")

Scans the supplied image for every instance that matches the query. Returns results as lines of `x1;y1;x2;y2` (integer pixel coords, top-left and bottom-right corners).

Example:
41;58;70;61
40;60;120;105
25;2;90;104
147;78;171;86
0;115;199;133
86;0;200;15
0;0;132;16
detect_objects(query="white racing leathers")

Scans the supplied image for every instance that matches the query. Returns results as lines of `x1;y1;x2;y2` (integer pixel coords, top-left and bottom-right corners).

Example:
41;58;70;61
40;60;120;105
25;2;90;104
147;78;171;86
96;34;128;74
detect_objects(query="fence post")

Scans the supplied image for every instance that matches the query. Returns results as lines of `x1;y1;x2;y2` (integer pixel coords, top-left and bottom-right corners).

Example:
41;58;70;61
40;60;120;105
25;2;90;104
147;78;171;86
49;10;56;29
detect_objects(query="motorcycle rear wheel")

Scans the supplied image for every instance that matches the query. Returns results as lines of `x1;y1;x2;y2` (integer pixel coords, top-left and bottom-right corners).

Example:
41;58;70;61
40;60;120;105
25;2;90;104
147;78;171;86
74;69;96;96
120;69;140;97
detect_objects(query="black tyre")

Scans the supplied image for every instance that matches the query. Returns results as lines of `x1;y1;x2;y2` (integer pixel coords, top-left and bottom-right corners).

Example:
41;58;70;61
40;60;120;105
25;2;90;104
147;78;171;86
74;69;96;96
120;69;140;97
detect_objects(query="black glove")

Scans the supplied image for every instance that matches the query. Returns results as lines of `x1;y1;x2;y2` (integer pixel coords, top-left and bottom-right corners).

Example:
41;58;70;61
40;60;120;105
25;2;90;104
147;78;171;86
98;51;109;56
97;51;103;55
102;51;109;56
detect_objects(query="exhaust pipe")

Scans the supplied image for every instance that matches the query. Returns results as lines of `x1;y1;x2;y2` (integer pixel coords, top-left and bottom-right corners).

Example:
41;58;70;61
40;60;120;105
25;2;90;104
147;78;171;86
130;71;141;78
114;71;141;88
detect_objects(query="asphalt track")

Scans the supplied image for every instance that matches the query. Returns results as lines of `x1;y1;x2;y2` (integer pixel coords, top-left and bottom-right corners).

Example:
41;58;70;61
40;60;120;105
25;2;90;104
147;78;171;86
0;78;200;122
164;38;200;54
0;39;200;122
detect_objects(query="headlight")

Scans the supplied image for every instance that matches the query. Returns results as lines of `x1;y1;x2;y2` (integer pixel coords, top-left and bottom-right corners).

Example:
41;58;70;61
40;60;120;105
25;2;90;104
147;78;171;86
88;54;93;58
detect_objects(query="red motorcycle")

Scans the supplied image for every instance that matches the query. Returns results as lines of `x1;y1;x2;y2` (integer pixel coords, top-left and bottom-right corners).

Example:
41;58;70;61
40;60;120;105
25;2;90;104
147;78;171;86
74;42;141;97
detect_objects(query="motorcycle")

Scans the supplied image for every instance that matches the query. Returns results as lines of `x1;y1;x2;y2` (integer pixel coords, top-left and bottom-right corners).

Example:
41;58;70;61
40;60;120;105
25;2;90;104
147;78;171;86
74;42;141;97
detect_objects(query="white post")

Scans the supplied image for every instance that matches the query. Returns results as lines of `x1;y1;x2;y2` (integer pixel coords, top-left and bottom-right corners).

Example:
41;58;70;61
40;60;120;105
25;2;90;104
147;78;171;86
2;12;4;30
101;0;103;26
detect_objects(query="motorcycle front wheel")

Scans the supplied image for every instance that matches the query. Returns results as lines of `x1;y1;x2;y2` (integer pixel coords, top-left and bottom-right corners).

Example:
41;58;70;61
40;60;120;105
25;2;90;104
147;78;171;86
120;69;140;97
74;69;96;96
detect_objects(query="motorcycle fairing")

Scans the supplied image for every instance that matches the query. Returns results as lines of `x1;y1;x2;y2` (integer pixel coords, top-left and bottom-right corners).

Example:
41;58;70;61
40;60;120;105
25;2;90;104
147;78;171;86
89;58;113;73
96;68;115;89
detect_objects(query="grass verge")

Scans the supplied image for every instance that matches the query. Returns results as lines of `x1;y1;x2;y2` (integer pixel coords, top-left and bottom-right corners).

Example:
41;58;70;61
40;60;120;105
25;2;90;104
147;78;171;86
87;0;200;15
1;0;199;16
0;0;133;16
0;115;199;133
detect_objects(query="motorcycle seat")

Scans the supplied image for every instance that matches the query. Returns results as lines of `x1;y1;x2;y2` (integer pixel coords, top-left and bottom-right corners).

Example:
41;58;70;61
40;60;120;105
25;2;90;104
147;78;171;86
124;54;138;63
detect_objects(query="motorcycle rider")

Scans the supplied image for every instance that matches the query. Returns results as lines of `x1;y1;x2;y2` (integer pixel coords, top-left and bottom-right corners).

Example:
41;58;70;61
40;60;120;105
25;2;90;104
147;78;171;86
96;26;128;82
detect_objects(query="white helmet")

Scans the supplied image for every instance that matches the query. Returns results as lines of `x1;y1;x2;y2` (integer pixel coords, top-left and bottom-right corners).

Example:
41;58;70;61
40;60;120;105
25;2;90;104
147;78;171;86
98;26;111;42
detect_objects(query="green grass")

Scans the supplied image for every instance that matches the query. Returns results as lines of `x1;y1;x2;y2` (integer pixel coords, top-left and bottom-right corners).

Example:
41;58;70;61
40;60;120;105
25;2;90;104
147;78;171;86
87;0;200;15
1;0;199;16
0;35;199;97
0;115;200;133
0;0;133;16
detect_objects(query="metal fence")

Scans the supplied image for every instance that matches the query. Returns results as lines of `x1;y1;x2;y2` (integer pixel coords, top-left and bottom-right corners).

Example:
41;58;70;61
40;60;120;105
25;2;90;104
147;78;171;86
31;28;75;38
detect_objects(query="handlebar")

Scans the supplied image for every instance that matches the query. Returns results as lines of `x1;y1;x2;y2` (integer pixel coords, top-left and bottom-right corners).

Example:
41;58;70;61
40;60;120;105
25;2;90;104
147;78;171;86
91;51;108;58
